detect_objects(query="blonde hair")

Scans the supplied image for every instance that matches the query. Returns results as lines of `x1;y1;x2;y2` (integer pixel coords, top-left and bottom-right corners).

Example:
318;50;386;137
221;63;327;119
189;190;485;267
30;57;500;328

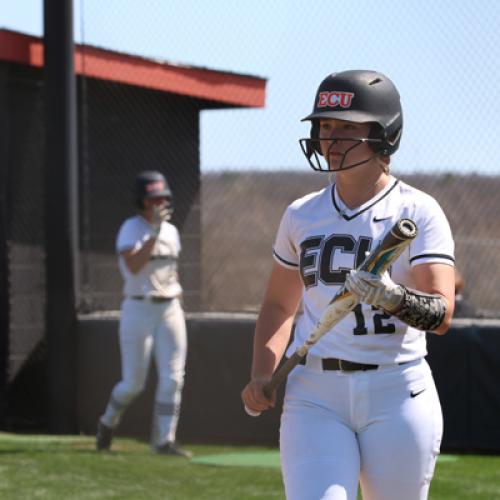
378;155;390;174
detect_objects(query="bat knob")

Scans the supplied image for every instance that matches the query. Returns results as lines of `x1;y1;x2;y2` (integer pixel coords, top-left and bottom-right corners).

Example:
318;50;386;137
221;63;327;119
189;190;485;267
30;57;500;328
244;405;261;417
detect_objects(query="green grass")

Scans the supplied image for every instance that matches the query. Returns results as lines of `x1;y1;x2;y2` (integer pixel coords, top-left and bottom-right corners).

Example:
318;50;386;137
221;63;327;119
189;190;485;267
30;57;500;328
0;432;499;499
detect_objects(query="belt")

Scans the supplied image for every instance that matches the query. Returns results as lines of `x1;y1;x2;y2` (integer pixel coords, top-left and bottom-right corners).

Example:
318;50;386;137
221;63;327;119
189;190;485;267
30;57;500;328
129;295;173;303
298;355;379;372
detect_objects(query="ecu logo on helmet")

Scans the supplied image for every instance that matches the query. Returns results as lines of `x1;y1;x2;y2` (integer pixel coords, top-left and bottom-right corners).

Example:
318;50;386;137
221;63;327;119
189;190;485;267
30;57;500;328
317;91;355;109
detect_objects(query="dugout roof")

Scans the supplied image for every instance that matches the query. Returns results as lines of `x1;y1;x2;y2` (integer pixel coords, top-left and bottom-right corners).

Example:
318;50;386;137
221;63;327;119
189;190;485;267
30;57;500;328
0;29;267;108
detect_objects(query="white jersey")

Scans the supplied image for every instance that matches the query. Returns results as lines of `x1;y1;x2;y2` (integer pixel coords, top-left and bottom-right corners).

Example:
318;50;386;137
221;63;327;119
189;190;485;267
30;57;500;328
273;176;454;364
116;215;182;299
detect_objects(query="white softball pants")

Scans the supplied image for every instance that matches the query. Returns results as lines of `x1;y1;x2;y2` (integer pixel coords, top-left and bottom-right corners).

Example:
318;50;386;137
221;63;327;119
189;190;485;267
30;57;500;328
280;357;442;500
100;297;187;446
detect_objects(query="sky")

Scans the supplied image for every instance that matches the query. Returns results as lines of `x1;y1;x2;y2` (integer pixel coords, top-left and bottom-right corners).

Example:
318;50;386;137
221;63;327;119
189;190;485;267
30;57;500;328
2;0;500;173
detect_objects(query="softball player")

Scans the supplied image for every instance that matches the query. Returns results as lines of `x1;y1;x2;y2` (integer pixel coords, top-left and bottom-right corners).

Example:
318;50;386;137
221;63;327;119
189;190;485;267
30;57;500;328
96;170;191;458
241;70;455;499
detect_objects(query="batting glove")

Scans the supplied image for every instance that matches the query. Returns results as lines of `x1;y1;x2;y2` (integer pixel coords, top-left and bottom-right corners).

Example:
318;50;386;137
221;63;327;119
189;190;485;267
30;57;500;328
150;204;171;237
345;270;404;312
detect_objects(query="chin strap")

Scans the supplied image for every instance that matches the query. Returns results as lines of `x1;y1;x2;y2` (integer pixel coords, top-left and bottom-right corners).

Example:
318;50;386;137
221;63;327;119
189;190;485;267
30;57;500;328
389;286;446;331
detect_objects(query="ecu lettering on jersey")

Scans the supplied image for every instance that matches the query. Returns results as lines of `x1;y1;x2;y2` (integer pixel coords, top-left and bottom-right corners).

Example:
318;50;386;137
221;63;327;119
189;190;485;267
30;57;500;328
300;234;372;288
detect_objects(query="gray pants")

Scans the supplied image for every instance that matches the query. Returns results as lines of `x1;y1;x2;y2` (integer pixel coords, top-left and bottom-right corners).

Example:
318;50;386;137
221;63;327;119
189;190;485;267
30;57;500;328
100;297;187;446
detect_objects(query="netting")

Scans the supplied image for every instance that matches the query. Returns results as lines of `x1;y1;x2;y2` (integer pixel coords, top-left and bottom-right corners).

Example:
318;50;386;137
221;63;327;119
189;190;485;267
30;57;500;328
71;1;500;316
2;1;500;325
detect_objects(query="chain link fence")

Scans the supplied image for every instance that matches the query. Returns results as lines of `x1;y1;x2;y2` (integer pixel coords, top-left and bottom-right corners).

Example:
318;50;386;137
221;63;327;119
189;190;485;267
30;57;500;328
202;171;500;317
70;1;500;317
3;1;500;319
3;66;47;382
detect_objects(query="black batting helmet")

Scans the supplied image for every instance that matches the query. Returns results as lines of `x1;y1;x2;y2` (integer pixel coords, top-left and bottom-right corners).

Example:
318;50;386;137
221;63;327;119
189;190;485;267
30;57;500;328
135;170;172;209
300;70;403;171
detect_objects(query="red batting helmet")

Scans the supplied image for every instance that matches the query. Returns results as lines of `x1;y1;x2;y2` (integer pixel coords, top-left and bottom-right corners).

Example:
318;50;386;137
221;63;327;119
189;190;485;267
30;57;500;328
135;171;173;211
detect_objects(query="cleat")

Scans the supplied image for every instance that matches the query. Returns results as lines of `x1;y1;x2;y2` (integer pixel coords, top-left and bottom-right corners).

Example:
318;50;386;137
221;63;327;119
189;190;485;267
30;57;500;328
96;420;113;451
154;442;192;458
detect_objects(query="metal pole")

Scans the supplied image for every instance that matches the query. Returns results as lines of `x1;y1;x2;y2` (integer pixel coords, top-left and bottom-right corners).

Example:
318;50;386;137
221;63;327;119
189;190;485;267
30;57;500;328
0;69;9;426
43;0;79;433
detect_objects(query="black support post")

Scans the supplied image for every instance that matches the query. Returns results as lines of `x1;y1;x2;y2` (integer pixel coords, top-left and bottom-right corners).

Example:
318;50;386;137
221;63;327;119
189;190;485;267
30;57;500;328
43;0;79;433
0;69;9;426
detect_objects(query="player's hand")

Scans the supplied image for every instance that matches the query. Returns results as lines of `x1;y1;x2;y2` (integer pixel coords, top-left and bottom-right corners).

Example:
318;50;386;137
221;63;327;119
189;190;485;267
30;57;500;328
150;203;171;237
345;270;404;312
241;378;275;416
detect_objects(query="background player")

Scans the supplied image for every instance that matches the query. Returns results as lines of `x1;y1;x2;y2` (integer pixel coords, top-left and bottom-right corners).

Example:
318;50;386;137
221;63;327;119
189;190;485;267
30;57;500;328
241;70;455;499
96;170;191;457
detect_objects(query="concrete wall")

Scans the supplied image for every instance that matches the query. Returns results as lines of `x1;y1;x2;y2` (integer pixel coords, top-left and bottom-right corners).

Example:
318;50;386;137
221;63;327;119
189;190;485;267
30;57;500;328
77;313;500;451
77;312;283;446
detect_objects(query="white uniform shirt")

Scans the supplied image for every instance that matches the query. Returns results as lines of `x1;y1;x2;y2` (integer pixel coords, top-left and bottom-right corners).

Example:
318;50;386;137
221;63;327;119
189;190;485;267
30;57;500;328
116;215;182;299
273;176;455;364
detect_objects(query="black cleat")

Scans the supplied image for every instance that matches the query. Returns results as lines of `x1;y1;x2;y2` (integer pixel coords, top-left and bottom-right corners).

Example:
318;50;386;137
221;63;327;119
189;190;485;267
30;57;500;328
154;442;193;458
96;421;113;451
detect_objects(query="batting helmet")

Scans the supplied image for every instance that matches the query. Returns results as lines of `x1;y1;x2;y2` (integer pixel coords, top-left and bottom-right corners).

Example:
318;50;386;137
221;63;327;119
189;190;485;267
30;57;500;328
300;70;403;171
135;170;172;209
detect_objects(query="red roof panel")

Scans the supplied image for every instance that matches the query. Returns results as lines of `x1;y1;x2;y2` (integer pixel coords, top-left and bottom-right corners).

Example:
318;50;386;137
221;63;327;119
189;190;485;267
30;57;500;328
0;29;266;108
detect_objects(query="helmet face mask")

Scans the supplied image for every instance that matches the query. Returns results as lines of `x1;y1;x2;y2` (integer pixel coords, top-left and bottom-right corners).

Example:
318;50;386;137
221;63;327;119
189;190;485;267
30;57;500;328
300;70;403;172
299;125;385;172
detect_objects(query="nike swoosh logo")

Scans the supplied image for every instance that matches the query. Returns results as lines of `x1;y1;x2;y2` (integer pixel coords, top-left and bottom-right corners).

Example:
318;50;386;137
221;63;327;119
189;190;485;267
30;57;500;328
373;216;392;223
410;388;426;398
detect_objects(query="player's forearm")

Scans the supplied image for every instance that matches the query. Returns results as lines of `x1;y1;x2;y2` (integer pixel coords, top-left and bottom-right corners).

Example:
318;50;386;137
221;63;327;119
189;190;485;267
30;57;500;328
123;237;157;274
429;295;454;335
251;303;296;379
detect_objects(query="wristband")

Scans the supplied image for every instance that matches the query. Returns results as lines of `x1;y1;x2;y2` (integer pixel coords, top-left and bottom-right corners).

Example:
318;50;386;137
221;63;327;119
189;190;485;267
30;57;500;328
392;286;446;331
